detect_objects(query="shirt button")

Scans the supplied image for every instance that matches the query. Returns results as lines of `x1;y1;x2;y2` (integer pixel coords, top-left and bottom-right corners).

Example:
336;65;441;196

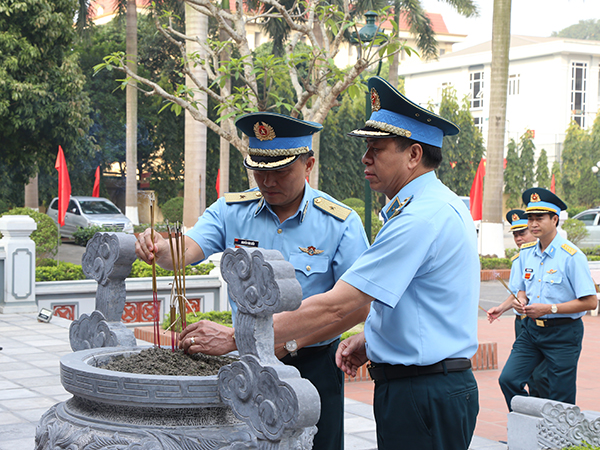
277;229;282;234
538;279;541;282
537;296;540;298
540;262;544;265
306;265;311;271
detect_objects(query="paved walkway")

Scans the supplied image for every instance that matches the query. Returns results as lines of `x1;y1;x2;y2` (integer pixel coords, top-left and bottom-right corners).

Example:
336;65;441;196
2;293;599;449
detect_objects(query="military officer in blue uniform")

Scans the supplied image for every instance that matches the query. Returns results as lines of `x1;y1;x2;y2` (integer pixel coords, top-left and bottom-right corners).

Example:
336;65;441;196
135;112;369;450
487;210;548;397
272;77;481;450
498;188;598;409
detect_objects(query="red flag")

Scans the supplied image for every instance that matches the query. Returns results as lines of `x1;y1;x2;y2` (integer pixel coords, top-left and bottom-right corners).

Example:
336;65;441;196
93;166;100;197
215;169;221;197
469;158;486;221
54;146;71;227
550;174;556;193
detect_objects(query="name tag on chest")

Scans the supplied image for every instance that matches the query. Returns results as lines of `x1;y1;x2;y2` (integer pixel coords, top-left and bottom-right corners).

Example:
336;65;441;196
234;238;259;248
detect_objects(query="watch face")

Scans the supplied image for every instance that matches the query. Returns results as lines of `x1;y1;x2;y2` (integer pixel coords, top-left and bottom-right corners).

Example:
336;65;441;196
551;304;558;313
285;340;298;352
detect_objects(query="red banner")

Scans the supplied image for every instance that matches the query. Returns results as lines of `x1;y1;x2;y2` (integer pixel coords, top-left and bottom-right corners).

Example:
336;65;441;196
93;166;100;197
550;174;556;193
54;146;71;227
469;158;486;221
215;169;221;197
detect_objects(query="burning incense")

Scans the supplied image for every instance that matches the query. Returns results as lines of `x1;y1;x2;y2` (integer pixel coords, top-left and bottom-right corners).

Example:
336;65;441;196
149;193;161;348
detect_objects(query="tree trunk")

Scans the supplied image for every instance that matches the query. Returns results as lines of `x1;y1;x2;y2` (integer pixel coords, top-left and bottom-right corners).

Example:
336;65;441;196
219;27;230;197
388;2;401;88
125;0;139;225
24;172;39;211
183;5;208;229
480;0;511;257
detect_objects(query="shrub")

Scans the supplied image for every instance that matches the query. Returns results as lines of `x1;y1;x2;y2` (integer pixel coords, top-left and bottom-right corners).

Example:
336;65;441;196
36;262;85;281
161;197;184;224
562;218;589;246
480;257;512;270
134;222;169;233
342;198;365;209
505;248;519;259
129;259;214;278
0;207;58;260
0;199;9;214
72;225;120;246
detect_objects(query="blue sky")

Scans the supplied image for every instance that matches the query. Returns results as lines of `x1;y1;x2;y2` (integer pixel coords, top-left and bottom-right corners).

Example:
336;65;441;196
421;0;600;50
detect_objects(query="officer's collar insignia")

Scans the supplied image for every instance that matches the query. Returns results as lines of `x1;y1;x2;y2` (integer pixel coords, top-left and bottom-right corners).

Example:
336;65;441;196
371;88;381;112
388;196;413;221
531;193;541;202
301;200;309;222
385;197;401;217
547;269;557;274
299;246;324;256
512;213;519;222
253;122;276;141
255;197;265;215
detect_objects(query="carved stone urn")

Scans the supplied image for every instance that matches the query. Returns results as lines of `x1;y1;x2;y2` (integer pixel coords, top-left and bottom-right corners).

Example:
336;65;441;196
35;241;320;450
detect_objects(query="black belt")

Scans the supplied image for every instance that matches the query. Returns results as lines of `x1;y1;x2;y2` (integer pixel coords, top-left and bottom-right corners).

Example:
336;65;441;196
368;358;472;381
280;340;337;364
531;317;578;328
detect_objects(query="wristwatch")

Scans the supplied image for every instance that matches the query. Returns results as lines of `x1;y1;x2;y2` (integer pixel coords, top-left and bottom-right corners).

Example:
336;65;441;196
551;304;558;314
285;340;298;357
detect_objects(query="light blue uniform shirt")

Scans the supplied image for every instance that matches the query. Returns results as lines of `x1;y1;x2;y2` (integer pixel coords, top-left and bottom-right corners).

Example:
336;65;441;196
512;234;596;320
186;182;369;346
508;253;524;316
341;171;480;365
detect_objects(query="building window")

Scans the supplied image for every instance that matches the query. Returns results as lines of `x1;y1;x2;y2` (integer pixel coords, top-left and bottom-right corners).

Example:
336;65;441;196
508;74;520;95
470;71;484;109
473;116;483;133
571;62;587;127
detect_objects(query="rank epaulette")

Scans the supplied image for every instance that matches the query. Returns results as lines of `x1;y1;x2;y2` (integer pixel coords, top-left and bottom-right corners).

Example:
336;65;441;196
520;241;537;250
224;191;263;204
511;252;520;262
313;197;351;221
388;195;413;221
561;243;577;256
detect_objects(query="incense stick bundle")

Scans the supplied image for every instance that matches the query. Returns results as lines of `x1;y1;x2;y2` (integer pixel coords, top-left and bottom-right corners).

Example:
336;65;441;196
149;195;161;348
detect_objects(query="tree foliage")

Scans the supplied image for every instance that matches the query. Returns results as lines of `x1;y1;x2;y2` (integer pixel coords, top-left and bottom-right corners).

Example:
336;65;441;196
535;148;550;189
553;19;600;41
0;0;95;207
503;138;521;208
520;131;536;189
436;87;485;196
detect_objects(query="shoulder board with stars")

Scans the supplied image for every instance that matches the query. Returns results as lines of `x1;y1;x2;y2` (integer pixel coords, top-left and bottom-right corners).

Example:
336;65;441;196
313;197;351;221
224;191;263;204
561;243;577;256
520;241;537;250
511;252;520;262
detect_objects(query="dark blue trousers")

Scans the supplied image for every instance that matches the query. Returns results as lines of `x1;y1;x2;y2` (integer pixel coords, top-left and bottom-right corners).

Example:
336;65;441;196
500;317;583;410
282;341;344;450
373;369;479;450
514;315;549;398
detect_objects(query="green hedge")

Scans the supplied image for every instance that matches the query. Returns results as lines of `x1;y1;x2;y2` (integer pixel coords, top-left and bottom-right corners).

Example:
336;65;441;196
0;207;58;260
73;225;120;246
35;259;214;281
480;257;512;270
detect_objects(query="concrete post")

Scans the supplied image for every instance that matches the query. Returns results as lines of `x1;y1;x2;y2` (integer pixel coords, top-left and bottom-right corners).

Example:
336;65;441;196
0;215;37;313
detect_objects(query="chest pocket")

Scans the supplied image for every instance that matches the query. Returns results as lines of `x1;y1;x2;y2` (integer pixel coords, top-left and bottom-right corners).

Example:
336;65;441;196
289;253;330;276
542;273;563;285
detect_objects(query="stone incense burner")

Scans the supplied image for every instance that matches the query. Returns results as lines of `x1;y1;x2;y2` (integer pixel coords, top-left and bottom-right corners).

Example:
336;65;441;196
35;233;320;449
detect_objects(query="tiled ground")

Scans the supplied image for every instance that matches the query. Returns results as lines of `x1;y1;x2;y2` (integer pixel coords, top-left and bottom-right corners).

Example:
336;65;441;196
344;312;600;445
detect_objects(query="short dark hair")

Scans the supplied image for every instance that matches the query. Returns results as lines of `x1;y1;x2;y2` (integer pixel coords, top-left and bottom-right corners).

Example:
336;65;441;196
394;137;442;169
299;151;314;163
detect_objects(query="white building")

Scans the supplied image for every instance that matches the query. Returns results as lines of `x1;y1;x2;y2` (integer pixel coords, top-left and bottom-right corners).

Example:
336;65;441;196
399;35;600;165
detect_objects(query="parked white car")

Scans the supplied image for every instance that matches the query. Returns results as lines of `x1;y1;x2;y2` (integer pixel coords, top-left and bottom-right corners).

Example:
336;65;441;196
47;196;134;238
572;208;600;248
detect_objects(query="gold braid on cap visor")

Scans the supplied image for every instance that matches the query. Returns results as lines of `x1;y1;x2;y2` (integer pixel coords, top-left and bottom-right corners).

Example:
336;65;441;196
248;146;310;156
526;206;558;214
245;155;297;168
362;120;412;138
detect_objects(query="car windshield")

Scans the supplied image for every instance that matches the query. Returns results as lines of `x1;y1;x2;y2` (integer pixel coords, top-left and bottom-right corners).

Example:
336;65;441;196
79;200;121;215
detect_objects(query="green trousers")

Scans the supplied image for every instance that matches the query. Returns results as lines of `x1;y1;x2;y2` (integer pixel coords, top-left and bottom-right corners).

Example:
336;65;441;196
373;369;479;450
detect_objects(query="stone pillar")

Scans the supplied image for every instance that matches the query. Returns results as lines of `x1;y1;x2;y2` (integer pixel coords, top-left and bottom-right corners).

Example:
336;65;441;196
0;215;37;313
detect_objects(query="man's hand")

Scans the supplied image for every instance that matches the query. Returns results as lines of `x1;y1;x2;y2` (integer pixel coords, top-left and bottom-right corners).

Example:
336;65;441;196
335;332;368;377
486;306;503;323
524;303;552;319
135;228;170;267
179;320;237;356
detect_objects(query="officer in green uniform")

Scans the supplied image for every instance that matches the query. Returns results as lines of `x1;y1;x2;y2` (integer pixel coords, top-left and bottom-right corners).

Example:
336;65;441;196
499;188;598;409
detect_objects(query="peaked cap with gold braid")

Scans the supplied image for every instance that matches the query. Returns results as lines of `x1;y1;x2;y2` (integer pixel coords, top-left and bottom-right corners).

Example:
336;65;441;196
522;188;567;216
235;112;322;170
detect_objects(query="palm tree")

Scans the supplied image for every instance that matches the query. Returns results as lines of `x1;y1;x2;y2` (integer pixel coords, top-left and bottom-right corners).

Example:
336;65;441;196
480;0;511;256
125;0;139;225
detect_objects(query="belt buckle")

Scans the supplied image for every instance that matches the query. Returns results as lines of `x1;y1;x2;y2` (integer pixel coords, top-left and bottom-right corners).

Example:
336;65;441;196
535;319;545;327
520;314;526;319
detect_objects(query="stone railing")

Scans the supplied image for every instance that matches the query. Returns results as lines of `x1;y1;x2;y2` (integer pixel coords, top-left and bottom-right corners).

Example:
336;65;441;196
507;396;600;449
